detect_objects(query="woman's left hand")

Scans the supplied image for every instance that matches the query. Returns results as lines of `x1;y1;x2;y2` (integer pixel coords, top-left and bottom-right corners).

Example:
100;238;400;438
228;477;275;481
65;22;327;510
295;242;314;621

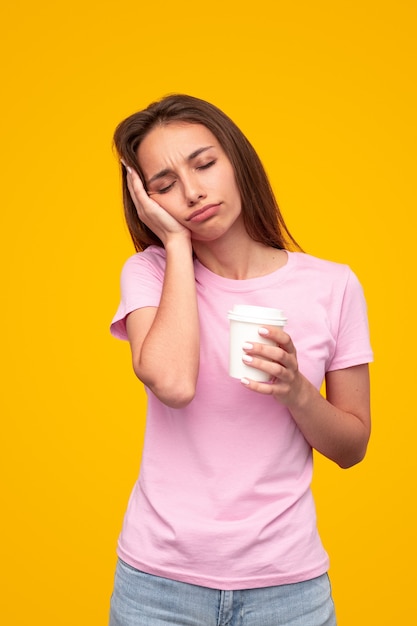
241;326;305;408
241;326;371;468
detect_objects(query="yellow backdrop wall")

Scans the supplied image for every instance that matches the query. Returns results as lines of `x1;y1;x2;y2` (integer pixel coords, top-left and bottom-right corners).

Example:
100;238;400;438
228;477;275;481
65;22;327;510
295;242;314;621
1;1;416;624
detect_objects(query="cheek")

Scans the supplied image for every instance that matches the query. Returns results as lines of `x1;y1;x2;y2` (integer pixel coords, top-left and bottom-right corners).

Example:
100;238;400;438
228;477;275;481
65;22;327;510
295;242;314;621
225;173;241;204
156;194;183;218
222;166;240;194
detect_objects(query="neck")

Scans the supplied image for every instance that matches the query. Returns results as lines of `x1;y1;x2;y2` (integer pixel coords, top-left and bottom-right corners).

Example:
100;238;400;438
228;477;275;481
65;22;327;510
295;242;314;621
192;234;287;280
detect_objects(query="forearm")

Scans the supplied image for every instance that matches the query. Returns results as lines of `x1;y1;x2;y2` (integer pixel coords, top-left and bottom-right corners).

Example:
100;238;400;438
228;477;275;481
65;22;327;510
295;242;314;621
241;327;371;468
287;370;371;469
132;236;200;407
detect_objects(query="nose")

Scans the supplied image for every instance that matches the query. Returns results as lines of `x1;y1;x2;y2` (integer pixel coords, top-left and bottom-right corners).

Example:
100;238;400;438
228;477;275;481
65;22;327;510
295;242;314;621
183;173;207;206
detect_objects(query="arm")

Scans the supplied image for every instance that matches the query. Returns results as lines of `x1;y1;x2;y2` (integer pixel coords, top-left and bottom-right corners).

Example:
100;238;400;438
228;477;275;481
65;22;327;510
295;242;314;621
241;328;371;468
287;363;370;468
124;167;200;409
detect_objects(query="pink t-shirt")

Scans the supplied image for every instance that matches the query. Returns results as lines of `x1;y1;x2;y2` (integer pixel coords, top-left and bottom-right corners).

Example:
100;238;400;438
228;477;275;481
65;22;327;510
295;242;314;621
110;248;373;590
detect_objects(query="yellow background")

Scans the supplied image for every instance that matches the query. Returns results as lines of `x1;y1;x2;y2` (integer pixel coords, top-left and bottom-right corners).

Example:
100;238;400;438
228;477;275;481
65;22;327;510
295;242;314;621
1;1;415;624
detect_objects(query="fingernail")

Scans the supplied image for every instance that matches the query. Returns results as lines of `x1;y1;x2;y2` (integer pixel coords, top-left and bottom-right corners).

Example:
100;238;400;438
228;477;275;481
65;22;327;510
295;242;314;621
241;378;250;385
121;159;132;173
258;327;269;336
242;354;253;363
242;342;253;350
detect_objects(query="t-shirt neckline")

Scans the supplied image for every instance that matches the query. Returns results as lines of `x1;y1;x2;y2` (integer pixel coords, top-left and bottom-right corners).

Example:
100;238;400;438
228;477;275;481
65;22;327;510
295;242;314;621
194;250;298;291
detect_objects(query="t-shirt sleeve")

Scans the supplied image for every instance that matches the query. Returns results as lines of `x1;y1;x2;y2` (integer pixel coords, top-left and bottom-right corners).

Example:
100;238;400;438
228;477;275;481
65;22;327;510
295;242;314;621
327;268;373;371
110;250;165;341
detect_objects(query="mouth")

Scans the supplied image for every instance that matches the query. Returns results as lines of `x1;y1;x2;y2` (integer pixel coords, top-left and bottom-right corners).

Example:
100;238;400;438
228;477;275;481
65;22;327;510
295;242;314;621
186;203;221;223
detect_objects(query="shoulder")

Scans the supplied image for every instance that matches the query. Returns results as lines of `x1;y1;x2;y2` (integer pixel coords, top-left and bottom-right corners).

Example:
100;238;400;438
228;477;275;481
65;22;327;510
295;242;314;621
122;245;166;270
120;246;167;280
290;251;351;277
290;251;355;288
289;251;366;302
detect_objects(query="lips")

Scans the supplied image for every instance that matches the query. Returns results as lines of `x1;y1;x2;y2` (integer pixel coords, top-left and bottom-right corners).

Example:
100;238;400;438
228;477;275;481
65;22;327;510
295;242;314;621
186;203;221;223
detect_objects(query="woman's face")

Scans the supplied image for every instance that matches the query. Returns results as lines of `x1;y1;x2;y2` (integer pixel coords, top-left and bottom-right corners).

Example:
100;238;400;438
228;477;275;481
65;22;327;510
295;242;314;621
136;122;243;242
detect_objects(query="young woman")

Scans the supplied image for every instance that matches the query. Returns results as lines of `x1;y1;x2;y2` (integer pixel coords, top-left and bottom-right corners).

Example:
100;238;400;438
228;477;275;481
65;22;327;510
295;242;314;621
109;94;373;626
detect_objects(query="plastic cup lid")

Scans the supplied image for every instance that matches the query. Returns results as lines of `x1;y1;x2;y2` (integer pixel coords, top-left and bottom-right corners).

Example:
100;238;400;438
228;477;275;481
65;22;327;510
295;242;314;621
227;304;287;324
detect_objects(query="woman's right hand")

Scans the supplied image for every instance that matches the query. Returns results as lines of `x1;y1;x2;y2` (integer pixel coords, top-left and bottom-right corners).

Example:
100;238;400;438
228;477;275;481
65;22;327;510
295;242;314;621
123;163;190;245
122;162;199;408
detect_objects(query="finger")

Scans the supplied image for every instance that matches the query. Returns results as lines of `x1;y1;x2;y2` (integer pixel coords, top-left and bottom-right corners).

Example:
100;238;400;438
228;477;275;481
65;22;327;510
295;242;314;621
120;160;147;201
258;327;295;353
243;341;288;367
125;172;136;202
242;353;288;380
127;168;148;203
240;377;276;395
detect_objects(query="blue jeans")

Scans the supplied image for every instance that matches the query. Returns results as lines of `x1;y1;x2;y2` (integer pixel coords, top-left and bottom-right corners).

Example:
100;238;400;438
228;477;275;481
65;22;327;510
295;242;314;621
109;559;337;626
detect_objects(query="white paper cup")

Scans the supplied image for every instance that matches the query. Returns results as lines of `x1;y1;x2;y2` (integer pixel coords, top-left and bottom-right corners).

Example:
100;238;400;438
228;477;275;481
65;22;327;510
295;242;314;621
227;305;287;381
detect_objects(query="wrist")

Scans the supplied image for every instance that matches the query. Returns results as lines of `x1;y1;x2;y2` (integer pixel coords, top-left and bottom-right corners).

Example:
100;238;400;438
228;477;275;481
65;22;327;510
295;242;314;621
285;372;316;414
164;231;193;253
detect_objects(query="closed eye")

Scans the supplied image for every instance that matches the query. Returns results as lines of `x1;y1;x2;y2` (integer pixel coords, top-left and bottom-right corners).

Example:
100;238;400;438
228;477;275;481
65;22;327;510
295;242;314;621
154;180;176;194
149;159;216;194
197;159;216;171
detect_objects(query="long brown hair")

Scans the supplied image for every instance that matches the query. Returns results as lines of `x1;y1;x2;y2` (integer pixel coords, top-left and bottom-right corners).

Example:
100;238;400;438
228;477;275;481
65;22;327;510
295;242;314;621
113;94;300;252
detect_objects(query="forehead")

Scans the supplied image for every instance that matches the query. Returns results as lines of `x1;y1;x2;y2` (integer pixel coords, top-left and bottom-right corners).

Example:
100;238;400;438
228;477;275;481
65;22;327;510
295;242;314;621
137;122;220;171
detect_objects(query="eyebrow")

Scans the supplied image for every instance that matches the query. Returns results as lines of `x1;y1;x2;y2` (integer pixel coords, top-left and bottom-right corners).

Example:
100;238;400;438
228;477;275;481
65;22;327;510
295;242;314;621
146;146;215;185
